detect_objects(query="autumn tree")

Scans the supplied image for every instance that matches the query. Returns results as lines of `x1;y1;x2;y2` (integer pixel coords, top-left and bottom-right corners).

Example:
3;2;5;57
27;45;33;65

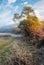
13;6;43;46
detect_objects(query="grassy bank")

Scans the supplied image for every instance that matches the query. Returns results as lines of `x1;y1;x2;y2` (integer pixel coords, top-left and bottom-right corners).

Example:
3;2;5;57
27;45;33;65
0;36;44;65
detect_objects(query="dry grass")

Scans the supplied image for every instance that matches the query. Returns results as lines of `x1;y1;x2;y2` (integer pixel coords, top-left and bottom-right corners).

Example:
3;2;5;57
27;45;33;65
0;37;44;65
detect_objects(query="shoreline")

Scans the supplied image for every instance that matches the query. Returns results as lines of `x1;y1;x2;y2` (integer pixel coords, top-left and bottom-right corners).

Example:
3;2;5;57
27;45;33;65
0;33;22;37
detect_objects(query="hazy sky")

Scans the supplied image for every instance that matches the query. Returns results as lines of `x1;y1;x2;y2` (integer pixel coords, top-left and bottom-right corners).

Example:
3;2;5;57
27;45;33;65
0;0;44;27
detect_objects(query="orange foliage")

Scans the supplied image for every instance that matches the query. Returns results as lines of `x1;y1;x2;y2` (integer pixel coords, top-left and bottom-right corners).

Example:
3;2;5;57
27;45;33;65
28;19;44;37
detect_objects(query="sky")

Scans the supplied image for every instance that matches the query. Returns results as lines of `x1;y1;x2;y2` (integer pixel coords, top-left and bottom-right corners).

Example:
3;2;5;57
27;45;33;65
0;0;44;27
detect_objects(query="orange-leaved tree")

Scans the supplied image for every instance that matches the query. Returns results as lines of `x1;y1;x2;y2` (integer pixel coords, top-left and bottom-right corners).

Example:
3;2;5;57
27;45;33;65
13;6;44;44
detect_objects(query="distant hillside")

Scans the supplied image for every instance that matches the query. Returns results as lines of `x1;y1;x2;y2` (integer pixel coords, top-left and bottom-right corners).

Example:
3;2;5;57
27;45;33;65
0;25;21;34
